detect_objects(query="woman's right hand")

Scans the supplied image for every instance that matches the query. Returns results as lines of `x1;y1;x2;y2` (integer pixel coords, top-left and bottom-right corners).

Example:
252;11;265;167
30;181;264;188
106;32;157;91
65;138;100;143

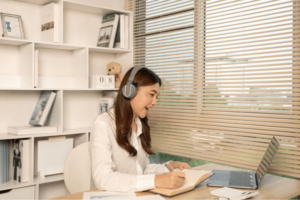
154;172;185;189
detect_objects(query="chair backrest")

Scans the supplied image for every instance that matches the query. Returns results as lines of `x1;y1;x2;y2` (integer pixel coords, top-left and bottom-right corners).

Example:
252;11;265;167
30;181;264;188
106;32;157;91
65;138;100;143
64;142;91;194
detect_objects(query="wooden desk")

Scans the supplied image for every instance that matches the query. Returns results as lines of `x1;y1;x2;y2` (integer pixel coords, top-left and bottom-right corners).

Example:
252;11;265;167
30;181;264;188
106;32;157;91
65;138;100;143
51;164;300;200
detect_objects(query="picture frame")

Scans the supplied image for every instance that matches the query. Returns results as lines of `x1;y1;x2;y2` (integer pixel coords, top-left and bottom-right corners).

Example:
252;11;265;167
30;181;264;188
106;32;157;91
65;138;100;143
98;98;114;114
97;25;113;47
0;13;25;39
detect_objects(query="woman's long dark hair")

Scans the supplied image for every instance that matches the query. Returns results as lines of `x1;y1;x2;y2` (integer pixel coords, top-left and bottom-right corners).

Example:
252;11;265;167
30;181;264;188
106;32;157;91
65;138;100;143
115;67;162;157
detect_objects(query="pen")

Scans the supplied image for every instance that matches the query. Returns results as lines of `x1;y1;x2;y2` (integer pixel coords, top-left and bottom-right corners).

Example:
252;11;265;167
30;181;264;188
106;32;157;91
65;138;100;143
165;163;173;172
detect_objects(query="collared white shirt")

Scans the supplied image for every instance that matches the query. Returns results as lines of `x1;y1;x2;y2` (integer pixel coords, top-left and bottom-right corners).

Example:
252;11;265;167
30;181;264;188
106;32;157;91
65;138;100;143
89;108;169;192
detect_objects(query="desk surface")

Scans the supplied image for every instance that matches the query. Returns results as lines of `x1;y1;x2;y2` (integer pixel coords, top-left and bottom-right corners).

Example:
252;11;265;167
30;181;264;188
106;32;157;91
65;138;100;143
52;164;300;200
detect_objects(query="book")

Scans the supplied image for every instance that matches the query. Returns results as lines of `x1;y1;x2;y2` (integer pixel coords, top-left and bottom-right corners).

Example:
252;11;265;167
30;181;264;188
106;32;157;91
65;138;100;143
10;139;22;182
19;139;29;183
7;126;57;135
0;140;5;184
0;16;3;37
150;169;214;197
114;16;120;48
97;13;119;48
98;98;114;114
0;140;11;184
41;2;60;43
119;14;125;49
0;141;2;184
8;139;29;183
29;91;57;126
34;50;38;88
4;140;10;184
124;15;129;49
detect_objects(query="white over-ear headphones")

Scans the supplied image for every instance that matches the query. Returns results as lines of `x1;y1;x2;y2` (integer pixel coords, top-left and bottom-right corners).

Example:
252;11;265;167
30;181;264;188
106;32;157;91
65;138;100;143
122;66;144;99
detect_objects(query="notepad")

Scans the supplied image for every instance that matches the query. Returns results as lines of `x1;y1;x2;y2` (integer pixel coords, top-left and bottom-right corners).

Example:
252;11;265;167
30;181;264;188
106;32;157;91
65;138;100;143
83;191;136;200
105;195;165;200
150;169;214;197
211;187;259;200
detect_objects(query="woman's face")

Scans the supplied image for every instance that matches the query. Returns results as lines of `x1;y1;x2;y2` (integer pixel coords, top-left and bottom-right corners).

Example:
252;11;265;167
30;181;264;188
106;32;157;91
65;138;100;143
130;83;160;119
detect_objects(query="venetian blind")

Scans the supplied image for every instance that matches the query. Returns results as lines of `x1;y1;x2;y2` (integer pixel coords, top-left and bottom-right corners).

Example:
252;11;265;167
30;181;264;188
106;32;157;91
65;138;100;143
126;0;300;178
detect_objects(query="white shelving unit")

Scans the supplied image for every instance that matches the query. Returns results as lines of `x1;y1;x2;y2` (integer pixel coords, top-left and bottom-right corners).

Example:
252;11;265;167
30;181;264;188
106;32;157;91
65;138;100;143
0;0;132;199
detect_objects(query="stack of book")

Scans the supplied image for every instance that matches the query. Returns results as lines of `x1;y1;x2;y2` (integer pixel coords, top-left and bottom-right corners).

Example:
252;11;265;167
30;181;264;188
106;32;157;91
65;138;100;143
97;13;130;49
0;139;30;184
0;140;10;184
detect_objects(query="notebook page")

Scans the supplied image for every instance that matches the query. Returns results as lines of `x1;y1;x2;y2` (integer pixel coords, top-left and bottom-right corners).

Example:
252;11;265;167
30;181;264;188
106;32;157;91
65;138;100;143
159;182;192;191
174;169;211;186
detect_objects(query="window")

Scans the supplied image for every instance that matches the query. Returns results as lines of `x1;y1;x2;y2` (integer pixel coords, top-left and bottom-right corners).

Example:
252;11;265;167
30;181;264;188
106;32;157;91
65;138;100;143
126;0;300;178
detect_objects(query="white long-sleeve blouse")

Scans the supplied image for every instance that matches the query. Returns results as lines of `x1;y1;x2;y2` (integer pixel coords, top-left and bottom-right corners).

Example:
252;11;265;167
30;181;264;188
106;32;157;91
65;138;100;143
89;109;169;192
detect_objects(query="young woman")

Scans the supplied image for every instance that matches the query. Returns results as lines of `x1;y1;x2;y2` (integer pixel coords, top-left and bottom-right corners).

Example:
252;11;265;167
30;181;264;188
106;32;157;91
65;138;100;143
90;66;191;192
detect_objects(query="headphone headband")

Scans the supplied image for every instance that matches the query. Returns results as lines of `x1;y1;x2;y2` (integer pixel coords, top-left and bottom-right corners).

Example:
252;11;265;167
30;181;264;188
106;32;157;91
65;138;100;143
127;66;144;84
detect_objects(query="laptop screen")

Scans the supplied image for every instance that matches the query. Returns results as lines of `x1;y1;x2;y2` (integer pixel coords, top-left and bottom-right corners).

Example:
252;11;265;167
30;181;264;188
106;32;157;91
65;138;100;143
255;137;280;186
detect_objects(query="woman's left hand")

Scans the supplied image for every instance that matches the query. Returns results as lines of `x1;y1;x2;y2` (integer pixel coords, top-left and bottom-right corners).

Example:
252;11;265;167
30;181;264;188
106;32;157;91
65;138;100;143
168;161;191;170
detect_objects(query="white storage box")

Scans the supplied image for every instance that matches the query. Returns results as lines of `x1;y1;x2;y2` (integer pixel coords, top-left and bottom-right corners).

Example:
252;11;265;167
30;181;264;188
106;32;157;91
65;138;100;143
38;138;73;176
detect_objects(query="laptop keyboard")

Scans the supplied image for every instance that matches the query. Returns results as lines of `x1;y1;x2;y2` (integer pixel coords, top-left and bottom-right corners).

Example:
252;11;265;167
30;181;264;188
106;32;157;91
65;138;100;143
228;171;253;187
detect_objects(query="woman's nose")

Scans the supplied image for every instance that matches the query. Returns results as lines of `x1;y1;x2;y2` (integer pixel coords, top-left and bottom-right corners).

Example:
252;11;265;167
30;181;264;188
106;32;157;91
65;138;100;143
152;97;157;105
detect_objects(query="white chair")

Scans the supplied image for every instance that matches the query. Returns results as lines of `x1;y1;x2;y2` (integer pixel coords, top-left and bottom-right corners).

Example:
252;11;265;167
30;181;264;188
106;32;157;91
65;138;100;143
64;142;92;194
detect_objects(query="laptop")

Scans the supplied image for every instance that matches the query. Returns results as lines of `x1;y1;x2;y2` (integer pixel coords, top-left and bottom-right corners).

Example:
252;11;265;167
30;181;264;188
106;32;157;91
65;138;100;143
207;136;280;189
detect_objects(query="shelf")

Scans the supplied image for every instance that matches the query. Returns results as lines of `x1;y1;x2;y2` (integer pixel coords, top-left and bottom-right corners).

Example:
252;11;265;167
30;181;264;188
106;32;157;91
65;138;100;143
0;88;54;91
35;40;131;54
34;174;64;185
0;0;132;198
65;88;119;91
32;129;90;138
0;88;119;91
0;38;32;46
89;46;131;53
35;42;131;53
18;0;58;5
0;128;91;140
0;134;33;140
64;0;132;16
35;42;84;51
36;42;131;53
35;41;130;53
0;39;130;54
0;180;35;192
63;127;91;134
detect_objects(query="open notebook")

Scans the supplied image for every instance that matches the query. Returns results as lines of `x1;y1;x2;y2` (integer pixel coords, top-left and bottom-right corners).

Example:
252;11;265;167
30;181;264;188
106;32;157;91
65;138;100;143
150;169;214;197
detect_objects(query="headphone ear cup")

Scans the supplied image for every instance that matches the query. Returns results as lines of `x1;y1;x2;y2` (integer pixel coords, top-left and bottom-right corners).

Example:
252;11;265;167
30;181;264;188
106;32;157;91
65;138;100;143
129;84;137;98
122;84;137;99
